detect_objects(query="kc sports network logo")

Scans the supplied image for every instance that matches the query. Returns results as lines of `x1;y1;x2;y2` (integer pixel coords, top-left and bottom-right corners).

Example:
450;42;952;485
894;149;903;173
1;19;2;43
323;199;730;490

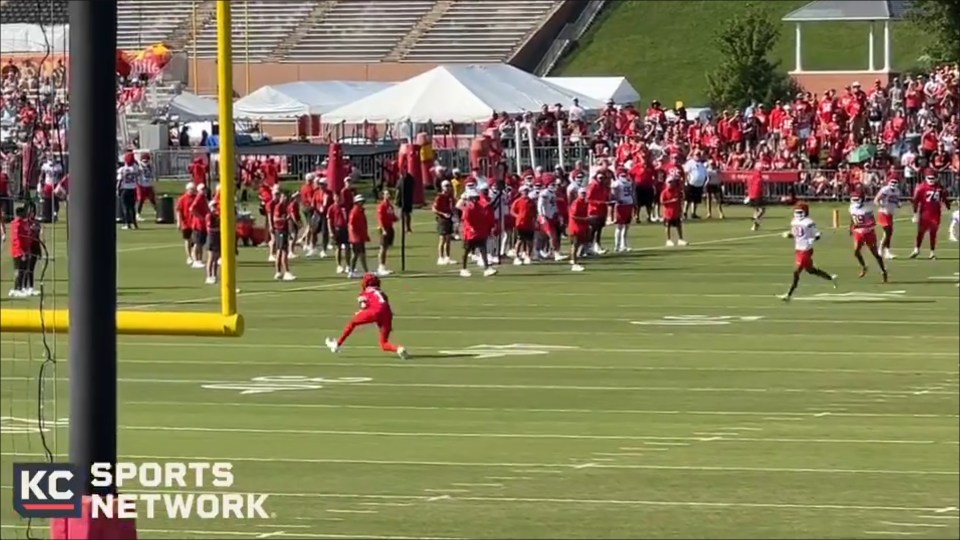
13;462;270;519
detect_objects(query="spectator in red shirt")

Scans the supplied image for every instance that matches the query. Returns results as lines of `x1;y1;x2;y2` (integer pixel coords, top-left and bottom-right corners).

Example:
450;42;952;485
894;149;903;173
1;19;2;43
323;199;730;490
7;205;31;298
376;189;397;276
347;194;370;278
176;183;198;266
189;184;211;266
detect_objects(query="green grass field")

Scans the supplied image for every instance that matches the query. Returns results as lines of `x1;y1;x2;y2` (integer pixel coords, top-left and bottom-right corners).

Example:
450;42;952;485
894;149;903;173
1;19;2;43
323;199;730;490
554;0;931;105
0;202;958;539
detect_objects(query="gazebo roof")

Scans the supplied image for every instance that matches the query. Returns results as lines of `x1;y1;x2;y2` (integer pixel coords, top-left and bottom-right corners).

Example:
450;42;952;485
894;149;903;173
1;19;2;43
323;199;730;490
782;0;912;22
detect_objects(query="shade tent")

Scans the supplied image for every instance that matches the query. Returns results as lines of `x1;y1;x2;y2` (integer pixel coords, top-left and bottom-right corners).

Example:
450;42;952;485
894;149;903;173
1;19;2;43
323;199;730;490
542;77;640;104
322;64;607;124
234;81;394;119
167;92;219;122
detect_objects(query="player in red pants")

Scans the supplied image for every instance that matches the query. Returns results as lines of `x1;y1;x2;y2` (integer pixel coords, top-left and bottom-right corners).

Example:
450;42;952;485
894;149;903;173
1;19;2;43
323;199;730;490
909;174;951;260
325;273;408;359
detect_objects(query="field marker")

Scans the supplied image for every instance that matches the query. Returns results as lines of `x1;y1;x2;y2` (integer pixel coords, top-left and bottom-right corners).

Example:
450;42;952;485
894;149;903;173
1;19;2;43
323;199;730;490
325;509;377;514
512;469;564;474
641;442;690;447
879;522;948;528
451;483;503;488
697;437;722;442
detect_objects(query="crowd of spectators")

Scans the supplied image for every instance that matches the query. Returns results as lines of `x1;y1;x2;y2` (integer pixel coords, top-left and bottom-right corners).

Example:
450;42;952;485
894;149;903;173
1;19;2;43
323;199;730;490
485;64;958;199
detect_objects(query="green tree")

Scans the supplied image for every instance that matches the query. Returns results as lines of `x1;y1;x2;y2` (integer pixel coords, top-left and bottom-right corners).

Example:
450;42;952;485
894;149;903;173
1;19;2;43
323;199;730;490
706;3;799;109
908;0;960;64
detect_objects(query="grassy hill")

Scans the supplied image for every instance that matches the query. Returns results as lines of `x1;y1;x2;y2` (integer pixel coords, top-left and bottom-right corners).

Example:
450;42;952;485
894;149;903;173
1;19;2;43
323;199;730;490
553;0;931;106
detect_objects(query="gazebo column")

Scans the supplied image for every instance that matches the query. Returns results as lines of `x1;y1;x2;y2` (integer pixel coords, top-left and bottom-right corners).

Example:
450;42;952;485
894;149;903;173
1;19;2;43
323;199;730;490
794;23;803;72
882;20;892;71
868;24;876;71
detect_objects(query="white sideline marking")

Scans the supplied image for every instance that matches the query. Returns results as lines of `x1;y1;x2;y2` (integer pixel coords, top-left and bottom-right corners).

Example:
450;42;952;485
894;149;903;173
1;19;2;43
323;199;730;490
10;454;953;476
641;442;690;447
424;489;469;493
697;437;722;442
119;400;960;419
879;522;948;528
325;509;377;514
863;532;920;536
9;356;958;376
12;375;959;396
814;412;831;417
117;425;960;446
1;491;948;513
934;507;958;513
917;515;959;520
451;483;502;487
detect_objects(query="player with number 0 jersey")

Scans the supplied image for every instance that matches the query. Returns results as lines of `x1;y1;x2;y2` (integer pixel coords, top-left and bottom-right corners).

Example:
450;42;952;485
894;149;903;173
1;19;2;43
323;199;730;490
325;273;408;359
779;204;837;301
849;193;888;282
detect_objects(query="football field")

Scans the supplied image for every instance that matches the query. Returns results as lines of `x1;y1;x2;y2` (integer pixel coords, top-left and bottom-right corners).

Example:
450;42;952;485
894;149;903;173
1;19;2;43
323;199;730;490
1;204;958;539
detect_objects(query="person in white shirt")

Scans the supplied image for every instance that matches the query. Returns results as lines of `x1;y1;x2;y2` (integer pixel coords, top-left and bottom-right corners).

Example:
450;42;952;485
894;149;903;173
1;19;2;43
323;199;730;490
39;156;64;219
900;146;919;181
611;173;635;252
568;98;585;123
704;160;724;219
682;153;708;219
779;204;838;301
873;177;902;259
116;152;141;230
537;184;564;261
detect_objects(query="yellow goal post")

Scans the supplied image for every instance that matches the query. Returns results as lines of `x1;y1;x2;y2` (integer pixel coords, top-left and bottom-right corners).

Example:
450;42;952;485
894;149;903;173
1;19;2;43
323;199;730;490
1;1;243;338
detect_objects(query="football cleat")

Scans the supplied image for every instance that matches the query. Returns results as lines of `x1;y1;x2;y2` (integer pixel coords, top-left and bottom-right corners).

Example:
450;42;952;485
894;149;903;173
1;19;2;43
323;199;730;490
459;269;472;278
830;274;839;288
858;267;867;279
325;338;340;353
397;347;409;360
778;293;791;302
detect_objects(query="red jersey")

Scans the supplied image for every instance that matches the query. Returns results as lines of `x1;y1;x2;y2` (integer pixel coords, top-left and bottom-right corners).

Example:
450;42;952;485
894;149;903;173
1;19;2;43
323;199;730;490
0;170;9;196
272;201;289;231
287;200;302;225
512;196;536;231
9;217;30;258
913;183;950;222
340;186;355;211
261;160;280;186
586;180;610;217
329;204;348;229
660;186;683;221
433;192;454;218
312;188;332;213
567;197;589;236
176;193;195;230
358;286;393;318
206;209;221;235
299;183;315;206
377;200;397;230
461;201;488;241
188;160;208;184
348;205;369;244
190;195;210;231
747;170;764;200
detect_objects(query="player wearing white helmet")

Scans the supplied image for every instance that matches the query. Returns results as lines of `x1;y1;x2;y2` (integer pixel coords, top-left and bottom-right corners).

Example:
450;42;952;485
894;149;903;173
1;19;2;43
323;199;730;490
779;204;838;301
848;192;888;282
873;176;901;259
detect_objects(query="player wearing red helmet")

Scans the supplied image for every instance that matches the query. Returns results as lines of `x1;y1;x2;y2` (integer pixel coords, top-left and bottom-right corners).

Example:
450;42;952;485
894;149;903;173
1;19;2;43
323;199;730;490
848;192;888;282
325;273;408;359
779;204;837;301
910;174;951;259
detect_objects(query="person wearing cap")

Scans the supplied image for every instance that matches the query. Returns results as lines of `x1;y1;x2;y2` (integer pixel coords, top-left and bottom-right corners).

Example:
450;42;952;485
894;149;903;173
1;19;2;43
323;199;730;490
271;190;296;281
347;193;370;279
189;183;211;267
176;182;198;266
376;188;397;276
433;180;456;265
308;175;332;258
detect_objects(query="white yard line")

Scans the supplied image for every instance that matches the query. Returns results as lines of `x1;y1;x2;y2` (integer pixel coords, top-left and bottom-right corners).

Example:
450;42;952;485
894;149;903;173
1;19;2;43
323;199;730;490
6;356;956;376
6;375;958;396
878;522;948;528
4;454;954;476
863;532;920;536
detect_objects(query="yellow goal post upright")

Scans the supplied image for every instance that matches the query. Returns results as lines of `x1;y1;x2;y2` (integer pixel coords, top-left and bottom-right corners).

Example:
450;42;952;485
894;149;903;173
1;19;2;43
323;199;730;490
0;1;243;338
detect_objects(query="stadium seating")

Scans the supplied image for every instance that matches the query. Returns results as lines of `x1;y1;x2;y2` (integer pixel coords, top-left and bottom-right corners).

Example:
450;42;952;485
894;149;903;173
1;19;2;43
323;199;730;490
117;0;194;51
283;0;435;62
190;0;318;60
403;0;560;63
0;0;68;24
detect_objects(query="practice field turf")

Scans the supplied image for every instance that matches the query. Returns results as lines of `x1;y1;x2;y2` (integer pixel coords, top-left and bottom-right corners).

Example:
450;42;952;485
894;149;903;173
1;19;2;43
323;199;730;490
0;204;958;539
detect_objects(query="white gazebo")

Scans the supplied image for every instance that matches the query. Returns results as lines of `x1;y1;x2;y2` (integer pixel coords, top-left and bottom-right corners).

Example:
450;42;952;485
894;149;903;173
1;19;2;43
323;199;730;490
782;0;912;93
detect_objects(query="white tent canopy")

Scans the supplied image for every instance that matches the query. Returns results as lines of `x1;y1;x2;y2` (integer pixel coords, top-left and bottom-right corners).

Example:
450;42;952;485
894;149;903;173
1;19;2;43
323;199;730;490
0;24;68;53
322;64;607;124
168;91;219;122
542;76;640;104
234;81;394;120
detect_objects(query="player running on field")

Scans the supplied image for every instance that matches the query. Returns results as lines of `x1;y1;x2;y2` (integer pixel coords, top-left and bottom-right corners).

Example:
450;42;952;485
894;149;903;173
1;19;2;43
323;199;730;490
325;273;408;359
910;174;951;259
848;192;888;282
779;204;838;301
873;176;901;259
950;210;959;243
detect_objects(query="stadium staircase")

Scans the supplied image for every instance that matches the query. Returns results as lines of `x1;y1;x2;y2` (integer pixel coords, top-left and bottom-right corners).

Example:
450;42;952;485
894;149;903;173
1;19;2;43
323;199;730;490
383;0;457;62
266;0;339;63
164;0;217;50
282;0;435;63
190;0;319;60
403;0;561;63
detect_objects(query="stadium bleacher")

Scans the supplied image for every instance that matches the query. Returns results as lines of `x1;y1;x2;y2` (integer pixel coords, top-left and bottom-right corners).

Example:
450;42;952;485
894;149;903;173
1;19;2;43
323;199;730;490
0;0;68;25
191;0;319;60
117;0;195;51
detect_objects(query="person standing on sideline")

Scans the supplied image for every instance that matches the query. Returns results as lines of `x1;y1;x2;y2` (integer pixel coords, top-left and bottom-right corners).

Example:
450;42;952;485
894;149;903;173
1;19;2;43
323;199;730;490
376;189;397;276
116;152;140;230
704;159;724;219
682;151;708;219
348;194;370;279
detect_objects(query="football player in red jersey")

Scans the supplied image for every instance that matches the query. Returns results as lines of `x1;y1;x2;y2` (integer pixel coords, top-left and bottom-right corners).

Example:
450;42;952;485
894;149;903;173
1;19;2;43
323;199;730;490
910;174;951;259
325;273;408;359
848;192;888;282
